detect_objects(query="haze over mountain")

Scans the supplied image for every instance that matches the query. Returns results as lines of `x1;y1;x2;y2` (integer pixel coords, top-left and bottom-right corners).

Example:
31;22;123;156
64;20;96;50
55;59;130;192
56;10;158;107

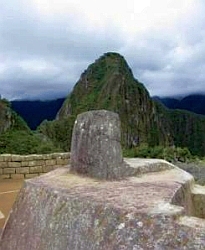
154;95;205;116
11;98;65;130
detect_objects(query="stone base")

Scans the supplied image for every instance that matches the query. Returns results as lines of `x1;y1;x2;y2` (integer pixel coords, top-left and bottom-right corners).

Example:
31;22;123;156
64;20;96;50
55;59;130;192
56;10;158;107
1;159;205;249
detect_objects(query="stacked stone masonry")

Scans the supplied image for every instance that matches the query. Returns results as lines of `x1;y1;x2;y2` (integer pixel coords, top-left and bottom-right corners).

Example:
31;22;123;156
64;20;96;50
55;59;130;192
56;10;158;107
0;153;70;179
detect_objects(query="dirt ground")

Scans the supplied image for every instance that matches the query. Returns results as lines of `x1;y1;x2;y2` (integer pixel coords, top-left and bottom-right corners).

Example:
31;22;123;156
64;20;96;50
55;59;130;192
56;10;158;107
0;179;24;229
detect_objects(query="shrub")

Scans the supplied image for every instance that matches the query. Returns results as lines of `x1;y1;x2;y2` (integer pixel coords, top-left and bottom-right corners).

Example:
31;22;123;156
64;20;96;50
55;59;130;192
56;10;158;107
0;130;61;155
123;145;194;162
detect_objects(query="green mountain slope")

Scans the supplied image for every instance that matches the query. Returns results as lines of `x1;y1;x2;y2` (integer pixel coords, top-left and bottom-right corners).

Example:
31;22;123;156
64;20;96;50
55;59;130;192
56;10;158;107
40;53;172;150
155;100;205;156
0;99;29;134
168;110;205;156
0;99;61;154
39;52;205;157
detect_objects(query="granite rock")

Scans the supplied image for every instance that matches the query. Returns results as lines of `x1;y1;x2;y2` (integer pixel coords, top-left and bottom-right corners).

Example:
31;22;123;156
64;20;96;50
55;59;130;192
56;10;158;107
1;164;205;250
71;110;132;179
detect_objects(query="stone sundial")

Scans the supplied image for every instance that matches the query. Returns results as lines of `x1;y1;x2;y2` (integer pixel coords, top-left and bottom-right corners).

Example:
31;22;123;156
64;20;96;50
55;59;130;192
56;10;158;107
70;109;134;179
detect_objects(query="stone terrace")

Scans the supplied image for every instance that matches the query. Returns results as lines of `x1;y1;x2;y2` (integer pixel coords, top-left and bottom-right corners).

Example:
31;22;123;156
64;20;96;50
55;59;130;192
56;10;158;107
0;153;69;179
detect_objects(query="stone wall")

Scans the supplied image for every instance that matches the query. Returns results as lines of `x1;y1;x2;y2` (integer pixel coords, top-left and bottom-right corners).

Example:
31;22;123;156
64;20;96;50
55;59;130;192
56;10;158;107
0;153;70;179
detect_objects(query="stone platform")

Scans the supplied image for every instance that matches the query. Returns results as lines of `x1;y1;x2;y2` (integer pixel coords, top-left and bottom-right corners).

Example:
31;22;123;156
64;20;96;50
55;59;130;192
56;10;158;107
1;159;205;250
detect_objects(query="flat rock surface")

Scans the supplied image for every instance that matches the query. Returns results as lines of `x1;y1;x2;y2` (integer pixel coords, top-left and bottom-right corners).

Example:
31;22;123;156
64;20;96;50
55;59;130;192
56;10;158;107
1;159;205;250
29;166;189;214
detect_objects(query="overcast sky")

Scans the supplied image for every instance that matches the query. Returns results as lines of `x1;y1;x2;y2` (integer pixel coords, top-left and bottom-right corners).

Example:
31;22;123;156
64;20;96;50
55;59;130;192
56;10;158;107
1;0;205;100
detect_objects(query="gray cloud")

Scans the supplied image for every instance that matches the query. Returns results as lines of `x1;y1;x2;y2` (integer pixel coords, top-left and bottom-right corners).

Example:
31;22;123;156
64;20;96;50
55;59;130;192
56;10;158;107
0;0;205;99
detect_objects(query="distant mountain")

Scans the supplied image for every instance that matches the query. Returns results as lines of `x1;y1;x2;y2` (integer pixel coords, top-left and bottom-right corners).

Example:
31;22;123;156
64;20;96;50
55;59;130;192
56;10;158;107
0;98;61;154
155;94;205;115
11;98;65;130
0;99;29;134
153;96;180;109
38;52;205;156
54;52;171;149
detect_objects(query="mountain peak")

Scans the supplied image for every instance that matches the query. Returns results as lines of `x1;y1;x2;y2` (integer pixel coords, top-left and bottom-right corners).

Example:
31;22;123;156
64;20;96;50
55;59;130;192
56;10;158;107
96;52;128;64
56;52;170;148
79;52;134;84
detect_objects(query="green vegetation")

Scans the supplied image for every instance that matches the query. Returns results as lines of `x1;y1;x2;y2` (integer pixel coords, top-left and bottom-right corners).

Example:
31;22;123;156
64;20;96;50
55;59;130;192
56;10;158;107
0;130;61;154
167;109;205;156
123;144;192;162
154;100;205;156
37;116;76;151
0;99;61;154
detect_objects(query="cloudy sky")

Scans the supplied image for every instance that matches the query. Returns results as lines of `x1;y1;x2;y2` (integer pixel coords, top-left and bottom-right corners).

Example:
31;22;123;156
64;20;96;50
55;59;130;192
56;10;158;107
0;0;205;100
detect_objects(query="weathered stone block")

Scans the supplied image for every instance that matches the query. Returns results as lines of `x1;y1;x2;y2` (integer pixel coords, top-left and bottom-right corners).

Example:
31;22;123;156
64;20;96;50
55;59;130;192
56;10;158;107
16;167;30;174
192;185;205;218
56;158;67;165
28;160;44;166
0;174;10;179
42;165;53;173
35;160;45;166
53;152;70;159
25;173;39;179
3;168;15;174
0;168;2;175
28;161;38;167
11;155;23;162
61;153;69;158
21;161;29;167
70;110;134;179
0;162;8;168
8;162;21;168
29;166;42;174
45;159;56;166
51;153;60;159
43;154;52;160
32;155;44;160
1;167;205;250
23;155;37;161
2;154;12;161
10;174;24;179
